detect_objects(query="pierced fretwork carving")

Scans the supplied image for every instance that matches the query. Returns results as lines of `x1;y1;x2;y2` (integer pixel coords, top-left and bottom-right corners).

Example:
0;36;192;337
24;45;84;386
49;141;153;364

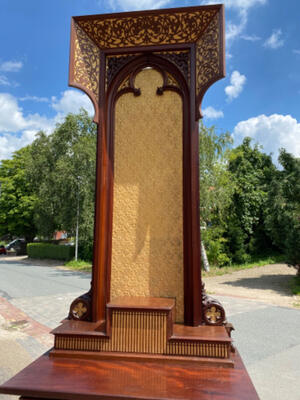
106;54;138;88
71;7;224;119
77;10;217;49
157;51;190;84
196;12;222;110
72;23;100;103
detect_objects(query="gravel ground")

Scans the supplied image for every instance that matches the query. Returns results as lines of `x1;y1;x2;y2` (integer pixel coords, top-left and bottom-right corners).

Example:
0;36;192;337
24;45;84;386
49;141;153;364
204;263;299;308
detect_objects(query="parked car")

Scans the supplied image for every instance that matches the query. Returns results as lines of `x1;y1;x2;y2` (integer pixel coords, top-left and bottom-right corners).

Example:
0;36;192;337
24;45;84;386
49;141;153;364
6;238;27;255
0;245;7;255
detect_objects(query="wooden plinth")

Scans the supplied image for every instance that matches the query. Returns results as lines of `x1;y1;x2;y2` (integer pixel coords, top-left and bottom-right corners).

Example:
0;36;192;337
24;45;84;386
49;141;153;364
53;297;232;364
0;350;258;400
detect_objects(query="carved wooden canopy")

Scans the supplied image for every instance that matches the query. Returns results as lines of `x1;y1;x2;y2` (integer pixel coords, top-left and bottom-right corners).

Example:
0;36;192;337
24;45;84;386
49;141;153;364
69;4;225;123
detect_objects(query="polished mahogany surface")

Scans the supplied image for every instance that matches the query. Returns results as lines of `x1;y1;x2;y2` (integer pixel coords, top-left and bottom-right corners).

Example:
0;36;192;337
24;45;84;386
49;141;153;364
1;351;259;400
51;320;106;336
171;324;231;341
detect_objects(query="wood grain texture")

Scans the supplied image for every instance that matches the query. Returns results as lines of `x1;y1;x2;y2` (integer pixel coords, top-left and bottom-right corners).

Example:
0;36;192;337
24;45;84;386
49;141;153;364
52;300;231;359
1;351;259;400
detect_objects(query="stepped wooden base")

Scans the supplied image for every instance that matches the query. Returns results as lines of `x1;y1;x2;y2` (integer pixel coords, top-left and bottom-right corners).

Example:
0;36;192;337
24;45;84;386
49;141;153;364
52;297;233;364
50;349;234;367
0;350;259;400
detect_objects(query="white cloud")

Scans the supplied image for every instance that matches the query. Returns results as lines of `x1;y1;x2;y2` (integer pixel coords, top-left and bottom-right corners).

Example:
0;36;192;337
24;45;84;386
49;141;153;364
0;93;27;132
19;95;49;103
0;130;38;161
233;114;300;164
263;29;284;49
0;75;10;86
107;0;170;11
225;70;246;101
202;0;266;46
51;89;94;120
0;93;53;160
202;0;267;9
202;106;224;119
241;34;261;41
0;89;94;160
0;61;23;72
293;49;300;55
226;18;247;44
0;61;23;88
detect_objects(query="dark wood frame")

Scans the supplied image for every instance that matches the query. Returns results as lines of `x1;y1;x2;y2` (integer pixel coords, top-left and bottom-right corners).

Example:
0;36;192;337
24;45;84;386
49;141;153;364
67;5;225;327
92;52;202;326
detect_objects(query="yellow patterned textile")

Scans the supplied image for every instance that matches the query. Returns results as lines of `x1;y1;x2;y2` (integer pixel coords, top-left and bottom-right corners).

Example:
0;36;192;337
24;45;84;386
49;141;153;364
111;68;184;322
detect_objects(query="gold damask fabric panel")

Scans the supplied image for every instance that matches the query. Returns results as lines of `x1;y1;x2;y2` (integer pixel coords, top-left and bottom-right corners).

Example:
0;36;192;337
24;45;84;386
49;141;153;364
111;68;184;322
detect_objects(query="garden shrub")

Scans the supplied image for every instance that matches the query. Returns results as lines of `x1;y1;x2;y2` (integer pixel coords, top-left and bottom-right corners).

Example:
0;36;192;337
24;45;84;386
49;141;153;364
202;227;230;267
27;243;75;261
78;240;93;261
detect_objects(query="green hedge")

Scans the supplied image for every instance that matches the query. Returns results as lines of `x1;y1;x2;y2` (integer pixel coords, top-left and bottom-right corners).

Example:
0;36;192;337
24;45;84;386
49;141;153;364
27;243;75;261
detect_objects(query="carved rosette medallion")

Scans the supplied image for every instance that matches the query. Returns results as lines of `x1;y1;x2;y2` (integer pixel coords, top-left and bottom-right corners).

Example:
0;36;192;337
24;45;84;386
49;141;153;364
68;290;92;321
201;283;226;326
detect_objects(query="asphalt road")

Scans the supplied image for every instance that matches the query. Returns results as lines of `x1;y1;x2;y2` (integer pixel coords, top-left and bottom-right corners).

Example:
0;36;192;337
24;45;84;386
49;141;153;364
0;259;90;299
0;258;299;400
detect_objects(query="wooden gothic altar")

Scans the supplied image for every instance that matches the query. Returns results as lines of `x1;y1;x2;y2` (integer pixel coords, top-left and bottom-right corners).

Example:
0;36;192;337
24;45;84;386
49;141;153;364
0;5;259;399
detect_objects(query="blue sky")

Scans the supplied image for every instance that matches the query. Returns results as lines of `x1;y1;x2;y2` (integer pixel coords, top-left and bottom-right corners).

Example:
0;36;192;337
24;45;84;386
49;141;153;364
0;0;299;164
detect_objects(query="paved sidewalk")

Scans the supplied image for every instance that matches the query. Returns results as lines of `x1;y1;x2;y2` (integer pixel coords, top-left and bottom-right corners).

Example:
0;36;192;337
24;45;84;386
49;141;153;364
0;258;299;399
0;256;90;400
0;298;53;400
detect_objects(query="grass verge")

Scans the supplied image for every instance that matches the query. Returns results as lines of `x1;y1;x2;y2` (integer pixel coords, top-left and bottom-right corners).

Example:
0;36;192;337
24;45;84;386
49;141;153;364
290;275;300;307
64;259;92;272
203;254;286;277
290;275;300;295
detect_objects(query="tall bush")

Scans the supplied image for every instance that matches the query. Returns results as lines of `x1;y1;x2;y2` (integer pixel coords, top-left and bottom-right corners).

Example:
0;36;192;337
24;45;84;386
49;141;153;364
27;243;75;261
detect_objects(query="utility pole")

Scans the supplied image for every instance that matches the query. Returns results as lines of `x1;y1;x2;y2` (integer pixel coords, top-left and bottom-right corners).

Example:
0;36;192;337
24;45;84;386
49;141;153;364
75;177;80;261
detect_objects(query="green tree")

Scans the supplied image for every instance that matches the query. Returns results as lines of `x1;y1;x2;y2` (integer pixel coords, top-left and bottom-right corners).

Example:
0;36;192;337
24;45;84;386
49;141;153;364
265;149;300;273
227;137;277;262
199;122;233;267
199;122;233;226
0;146;37;241
29;110;97;255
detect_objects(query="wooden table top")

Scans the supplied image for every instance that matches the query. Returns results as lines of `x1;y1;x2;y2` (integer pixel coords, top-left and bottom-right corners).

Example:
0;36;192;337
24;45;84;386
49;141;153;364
0;350;259;400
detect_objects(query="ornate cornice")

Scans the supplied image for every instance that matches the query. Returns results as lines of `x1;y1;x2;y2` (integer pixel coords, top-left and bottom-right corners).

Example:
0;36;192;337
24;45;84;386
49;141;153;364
76;9;217;49
196;12;223;118
70;23;100;121
69;5;225;122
